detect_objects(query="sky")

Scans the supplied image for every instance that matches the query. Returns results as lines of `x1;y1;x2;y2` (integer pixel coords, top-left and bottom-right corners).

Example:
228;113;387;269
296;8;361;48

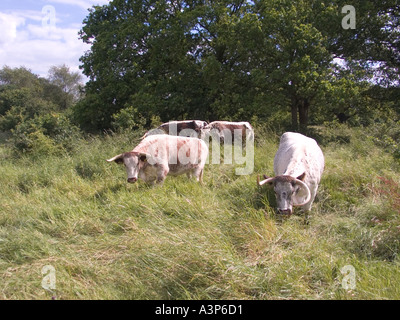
0;0;111;80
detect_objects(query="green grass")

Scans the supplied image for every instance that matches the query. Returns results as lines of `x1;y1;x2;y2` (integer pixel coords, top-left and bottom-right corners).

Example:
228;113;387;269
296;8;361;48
1;127;400;300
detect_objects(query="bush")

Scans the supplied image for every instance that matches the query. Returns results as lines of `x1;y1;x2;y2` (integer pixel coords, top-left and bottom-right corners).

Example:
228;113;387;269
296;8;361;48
365;119;400;161
111;106;146;133
9;113;82;156
0;106;28;131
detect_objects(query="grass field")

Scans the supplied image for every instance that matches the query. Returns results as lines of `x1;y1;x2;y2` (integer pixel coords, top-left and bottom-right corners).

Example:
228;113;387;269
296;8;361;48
1;125;400;300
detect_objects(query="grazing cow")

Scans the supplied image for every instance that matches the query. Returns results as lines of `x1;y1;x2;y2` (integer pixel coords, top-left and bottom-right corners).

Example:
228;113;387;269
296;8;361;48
257;132;324;215
142;120;208;139
107;135;208;185
201;121;254;145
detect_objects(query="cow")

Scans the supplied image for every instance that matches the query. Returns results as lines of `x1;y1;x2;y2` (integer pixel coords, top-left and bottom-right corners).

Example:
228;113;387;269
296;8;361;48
107;135;208;185
201;121;254;145
142;120;208;139
257;132;324;215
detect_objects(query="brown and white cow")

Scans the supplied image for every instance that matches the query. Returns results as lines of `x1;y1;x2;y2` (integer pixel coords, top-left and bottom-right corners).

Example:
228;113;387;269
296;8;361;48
201;121;254;145
107;135;208;185
142;120;208;139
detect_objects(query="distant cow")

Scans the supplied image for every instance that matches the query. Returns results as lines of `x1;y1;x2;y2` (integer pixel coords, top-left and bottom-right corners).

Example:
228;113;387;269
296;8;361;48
107;135;208;185
142;120;208;139
257;132;324;215
201;121;254;145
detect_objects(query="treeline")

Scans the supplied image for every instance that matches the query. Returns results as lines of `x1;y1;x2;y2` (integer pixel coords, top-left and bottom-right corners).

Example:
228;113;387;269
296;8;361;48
0;65;83;155
0;0;399;157
75;0;399;132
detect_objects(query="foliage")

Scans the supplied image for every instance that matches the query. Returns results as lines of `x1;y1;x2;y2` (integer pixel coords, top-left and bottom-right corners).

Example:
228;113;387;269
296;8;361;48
0;66;84;156
9;113;82;156
111;106;147;132
1;0;400;301
76;0;399;132
48;64;84;109
333;0;400;84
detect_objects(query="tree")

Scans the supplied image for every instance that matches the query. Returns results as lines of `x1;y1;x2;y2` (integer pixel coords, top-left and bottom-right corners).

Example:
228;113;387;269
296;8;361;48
252;0;336;132
76;0;400;132
77;0;270;130
0;66;82;131
331;0;400;81
0;66;58;127
48;64;83;110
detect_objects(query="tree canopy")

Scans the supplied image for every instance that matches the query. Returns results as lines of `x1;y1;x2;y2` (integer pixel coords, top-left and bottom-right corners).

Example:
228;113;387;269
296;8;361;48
75;0;400;132
0;65;83;154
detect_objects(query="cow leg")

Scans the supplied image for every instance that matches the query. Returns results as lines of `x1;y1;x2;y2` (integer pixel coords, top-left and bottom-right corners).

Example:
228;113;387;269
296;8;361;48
193;167;204;184
156;176;166;185
156;166;168;185
146;179;157;186
199;169;204;184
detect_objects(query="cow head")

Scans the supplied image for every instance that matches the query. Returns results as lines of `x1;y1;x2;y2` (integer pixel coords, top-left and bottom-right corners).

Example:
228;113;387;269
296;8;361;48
257;173;311;215
107;152;150;183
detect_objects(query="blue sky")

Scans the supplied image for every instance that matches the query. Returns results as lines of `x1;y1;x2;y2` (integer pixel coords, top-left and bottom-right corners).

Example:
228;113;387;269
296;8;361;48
0;0;110;79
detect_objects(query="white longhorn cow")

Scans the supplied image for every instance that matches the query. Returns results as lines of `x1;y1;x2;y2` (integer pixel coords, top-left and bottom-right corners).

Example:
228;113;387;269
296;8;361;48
107;135;208;185
257;132;324;215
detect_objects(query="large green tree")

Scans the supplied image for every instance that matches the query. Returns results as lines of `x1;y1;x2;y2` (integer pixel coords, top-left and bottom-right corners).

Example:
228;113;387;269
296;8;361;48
76;0;400;132
76;0;259;130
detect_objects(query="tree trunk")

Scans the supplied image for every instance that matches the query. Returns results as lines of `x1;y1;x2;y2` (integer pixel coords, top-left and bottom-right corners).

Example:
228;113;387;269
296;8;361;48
291;96;309;134
298;98;309;134
291;97;299;132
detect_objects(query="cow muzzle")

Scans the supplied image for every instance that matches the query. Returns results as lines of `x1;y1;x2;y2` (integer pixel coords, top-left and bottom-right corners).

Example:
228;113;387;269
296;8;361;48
277;208;292;215
127;177;138;183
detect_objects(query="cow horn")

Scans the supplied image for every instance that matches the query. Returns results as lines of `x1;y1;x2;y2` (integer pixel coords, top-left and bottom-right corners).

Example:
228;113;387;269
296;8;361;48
292;179;311;206
106;154;124;163
257;175;274;186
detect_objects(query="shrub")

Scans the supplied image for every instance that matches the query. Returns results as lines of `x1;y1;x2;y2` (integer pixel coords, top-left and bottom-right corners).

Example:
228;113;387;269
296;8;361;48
9;113;82;156
367;120;400;161
111;106;146;133
0;106;27;131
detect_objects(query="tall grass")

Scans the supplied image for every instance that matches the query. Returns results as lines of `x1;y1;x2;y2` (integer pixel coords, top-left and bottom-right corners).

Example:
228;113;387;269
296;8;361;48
1;126;400;300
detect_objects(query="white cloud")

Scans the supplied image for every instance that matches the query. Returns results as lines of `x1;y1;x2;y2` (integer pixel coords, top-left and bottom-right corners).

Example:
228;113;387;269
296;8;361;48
0;5;98;79
0;12;25;44
0;25;90;77
44;0;111;10
0;1;112;79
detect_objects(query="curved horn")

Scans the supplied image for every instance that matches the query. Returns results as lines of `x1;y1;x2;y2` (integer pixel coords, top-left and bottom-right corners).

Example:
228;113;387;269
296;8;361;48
293;179;311;206
106;154;124;163
257;175;274;186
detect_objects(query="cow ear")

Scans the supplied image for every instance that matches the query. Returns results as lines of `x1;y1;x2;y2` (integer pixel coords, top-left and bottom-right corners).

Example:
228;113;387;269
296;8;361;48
139;153;148;162
297;172;306;181
107;154;124;164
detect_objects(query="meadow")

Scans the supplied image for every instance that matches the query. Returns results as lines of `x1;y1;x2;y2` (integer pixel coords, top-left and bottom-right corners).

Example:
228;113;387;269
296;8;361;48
1;125;400;300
